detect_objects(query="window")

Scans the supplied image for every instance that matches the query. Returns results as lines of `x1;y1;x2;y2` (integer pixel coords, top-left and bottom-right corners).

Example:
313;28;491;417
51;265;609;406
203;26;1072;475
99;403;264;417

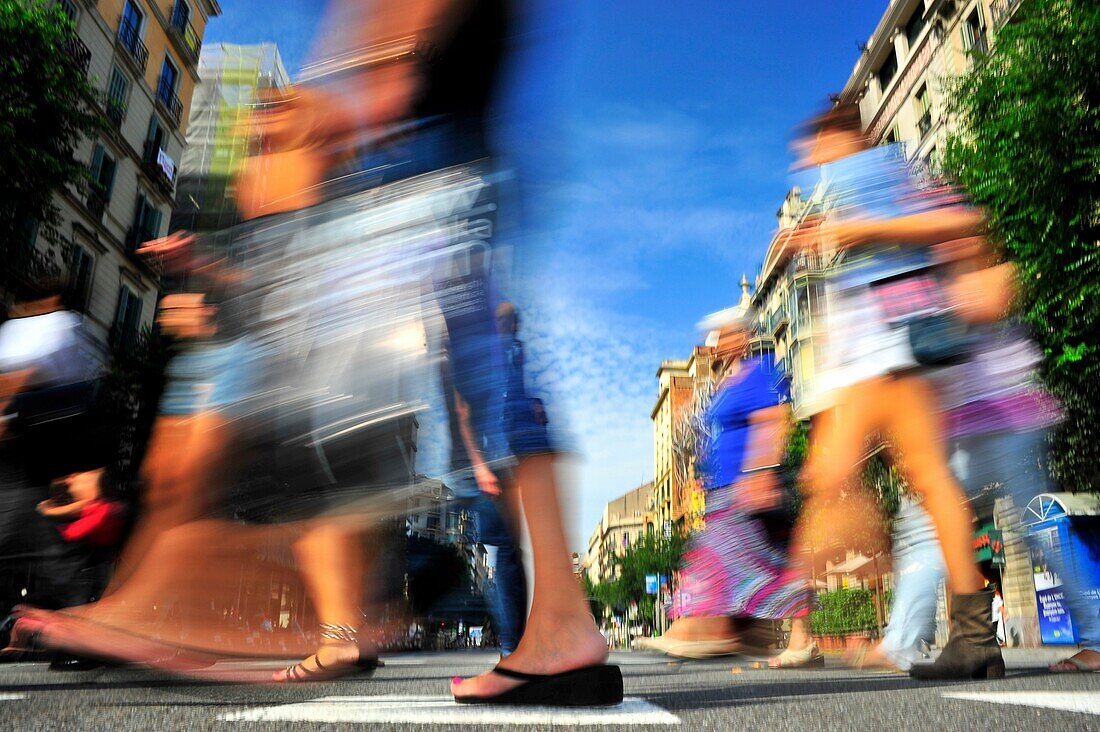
112;285;143;350
57;0;78;22
70;247;94;312
883;125;899;145
962;7;988;56
89;144;117;215
915;83;933;138
121;0;143;36
158;55;179;100
426;515;440;531
106;66;129;127
877;51;898;91
905;9;926;50
131;194;162;249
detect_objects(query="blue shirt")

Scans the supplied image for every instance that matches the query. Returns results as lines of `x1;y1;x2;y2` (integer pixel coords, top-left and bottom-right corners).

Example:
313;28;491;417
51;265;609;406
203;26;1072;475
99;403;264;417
701;355;790;490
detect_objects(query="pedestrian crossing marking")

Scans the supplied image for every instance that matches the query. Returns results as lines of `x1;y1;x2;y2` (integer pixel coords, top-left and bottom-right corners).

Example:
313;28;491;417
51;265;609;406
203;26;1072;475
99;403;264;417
220;695;680;725
944;691;1100;716
0;694;24;701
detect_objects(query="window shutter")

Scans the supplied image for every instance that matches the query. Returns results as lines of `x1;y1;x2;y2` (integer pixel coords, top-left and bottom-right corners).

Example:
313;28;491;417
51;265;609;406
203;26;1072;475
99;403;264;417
90;144;104;179
103;156;117;200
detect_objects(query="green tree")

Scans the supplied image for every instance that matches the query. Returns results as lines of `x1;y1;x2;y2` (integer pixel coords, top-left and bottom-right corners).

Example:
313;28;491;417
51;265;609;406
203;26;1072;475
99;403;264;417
602;528;687;628
943;0;1100;488
0;0;103;295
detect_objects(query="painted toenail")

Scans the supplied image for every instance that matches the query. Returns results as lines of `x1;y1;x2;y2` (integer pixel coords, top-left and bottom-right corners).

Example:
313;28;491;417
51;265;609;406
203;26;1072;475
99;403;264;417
452;676;464;684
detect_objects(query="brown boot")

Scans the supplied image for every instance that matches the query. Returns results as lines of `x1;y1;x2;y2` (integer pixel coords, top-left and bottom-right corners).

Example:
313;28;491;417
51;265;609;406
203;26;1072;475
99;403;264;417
910;590;1005;680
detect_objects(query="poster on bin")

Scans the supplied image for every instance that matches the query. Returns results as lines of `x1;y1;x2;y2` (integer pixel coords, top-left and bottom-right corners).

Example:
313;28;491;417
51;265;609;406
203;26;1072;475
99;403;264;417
1032;536;1077;645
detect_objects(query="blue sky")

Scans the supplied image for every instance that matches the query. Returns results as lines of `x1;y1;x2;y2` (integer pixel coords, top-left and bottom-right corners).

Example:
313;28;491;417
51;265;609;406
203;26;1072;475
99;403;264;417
205;1;884;549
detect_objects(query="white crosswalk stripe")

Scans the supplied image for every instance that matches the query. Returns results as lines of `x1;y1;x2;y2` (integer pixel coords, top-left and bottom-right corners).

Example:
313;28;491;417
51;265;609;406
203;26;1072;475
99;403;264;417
943;691;1100;716
220;695;680;725
0;694;24;702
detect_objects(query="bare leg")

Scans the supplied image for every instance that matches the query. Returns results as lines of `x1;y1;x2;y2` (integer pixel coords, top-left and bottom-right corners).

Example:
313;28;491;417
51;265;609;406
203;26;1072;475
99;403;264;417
885;376;983;594
451;454;607;698
106;413;229;591
272;520;371;680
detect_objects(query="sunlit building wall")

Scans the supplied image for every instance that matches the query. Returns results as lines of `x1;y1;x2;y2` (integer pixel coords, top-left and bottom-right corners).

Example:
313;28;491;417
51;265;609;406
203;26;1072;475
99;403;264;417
837;0;1014;165
171;42;289;233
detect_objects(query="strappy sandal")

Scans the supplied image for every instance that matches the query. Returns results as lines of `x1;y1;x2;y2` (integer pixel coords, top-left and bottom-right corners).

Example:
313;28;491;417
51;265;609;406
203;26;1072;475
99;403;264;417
768;642;824;669
274;623;380;683
454;664;623;706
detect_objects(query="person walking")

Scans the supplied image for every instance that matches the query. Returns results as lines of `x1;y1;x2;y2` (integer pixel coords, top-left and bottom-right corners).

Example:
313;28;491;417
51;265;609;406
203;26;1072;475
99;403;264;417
636;309;816;665
790;104;1003;681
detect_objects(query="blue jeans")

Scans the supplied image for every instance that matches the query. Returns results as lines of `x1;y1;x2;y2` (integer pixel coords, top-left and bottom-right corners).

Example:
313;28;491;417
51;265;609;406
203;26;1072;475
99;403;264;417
458;492;527;654
882;429;1100;664
880;497;944;669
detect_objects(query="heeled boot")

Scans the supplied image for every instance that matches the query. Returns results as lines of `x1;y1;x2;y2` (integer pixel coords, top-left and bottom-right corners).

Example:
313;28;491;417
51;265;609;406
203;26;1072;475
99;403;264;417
910;589;1005;680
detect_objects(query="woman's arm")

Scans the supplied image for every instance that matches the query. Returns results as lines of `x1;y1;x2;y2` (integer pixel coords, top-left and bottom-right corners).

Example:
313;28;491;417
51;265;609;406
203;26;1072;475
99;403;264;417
453;388;502;496
823;206;984;251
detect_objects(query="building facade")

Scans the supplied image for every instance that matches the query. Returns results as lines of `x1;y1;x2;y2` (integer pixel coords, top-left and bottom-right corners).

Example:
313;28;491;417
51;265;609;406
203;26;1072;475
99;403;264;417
584;482;653;586
837;0;1020;164
751;190;832;420
46;0;220;355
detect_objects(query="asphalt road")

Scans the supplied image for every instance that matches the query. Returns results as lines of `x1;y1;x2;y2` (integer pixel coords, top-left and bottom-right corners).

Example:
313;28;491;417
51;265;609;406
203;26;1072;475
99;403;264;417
0;649;1097;731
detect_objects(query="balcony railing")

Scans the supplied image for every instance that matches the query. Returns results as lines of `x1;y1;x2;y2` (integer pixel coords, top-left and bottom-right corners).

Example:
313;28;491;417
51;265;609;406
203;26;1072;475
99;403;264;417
64;32;91;74
169;2;202;64
117;17;148;72
156;77;184;127
142;141;176;196
991;0;1023;28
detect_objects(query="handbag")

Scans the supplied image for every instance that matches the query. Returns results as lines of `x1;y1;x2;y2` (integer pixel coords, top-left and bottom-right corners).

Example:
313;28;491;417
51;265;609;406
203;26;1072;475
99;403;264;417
907;310;974;366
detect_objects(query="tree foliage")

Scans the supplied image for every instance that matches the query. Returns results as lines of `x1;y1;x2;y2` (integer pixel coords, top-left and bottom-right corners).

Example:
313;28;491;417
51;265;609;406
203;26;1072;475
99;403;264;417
586;528;687;628
942;0;1100;488
0;0;103;293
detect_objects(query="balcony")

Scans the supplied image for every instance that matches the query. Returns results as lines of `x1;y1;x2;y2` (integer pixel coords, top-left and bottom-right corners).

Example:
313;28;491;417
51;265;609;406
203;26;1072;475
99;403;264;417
991;0;1023;28
116;17;148;73
63;32;91;74
169;2;202;65
142;141;176;197
156;76;184;127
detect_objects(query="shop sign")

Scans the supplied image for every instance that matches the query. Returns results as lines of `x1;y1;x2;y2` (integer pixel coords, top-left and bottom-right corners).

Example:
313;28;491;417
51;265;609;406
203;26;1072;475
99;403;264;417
974;525;1006;567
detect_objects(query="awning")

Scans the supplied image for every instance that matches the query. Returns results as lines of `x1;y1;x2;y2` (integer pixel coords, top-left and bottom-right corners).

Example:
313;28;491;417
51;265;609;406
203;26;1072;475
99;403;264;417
825;554;875;576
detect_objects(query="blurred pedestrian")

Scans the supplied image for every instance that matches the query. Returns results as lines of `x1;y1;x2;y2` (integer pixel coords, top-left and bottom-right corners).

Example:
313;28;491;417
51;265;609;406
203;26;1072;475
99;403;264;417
791;104;1003;680
636;309;816;665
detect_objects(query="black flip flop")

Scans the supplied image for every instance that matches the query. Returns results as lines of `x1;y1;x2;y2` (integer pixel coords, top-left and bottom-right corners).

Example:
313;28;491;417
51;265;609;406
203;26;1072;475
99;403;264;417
454;664;624;706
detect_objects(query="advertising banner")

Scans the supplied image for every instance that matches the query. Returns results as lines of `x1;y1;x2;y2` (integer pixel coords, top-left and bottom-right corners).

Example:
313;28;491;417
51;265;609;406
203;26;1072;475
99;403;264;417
1031;527;1077;645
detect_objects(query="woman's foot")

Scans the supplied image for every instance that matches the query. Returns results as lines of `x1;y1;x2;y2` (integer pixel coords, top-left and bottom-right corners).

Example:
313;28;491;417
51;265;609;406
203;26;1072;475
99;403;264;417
451;615;608;700
1049;649;1100;673
843;643;900;671
272;623;378;682
768;641;823;668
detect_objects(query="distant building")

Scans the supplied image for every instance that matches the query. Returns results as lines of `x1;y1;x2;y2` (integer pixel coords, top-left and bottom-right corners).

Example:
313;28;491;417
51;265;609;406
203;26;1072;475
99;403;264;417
584;483;653;586
171;42;290;234
752;190;831;420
